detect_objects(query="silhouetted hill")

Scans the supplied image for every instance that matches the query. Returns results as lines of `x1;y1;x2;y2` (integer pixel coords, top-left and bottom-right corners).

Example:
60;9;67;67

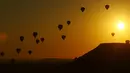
78;43;130;61
2;43;130;73
56;43;130;73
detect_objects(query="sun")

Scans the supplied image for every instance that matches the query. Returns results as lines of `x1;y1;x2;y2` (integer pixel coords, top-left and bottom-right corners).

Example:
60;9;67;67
117;21;125;30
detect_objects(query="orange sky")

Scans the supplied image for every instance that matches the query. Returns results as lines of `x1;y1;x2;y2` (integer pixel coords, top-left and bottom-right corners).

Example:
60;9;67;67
0;0;130;59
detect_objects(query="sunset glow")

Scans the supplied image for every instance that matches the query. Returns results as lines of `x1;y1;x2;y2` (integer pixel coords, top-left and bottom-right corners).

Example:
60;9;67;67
117;21;125;30
0;33;7;41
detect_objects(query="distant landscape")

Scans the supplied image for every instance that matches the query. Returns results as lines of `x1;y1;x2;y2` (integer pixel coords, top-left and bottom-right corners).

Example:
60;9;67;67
1;43;130;73
0;58;73;64
0;58;74;73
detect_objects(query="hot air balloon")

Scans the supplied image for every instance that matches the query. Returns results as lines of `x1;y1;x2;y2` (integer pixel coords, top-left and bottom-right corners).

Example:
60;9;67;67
58;24;63;31
81;7;85;12
33;32;38;38
105;4;110;10
28;50;32;55
16;48;21;54
67;20;71;25
0;52;4;57
36;39;40;44
125;40;130;44
40;37;44;42
61;35;66;40
111;32;115;37
20;36;24;42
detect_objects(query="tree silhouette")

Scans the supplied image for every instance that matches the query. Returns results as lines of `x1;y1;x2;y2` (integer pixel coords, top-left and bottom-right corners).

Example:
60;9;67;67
74;57;78;60
11;58;15;64
0;52;4;57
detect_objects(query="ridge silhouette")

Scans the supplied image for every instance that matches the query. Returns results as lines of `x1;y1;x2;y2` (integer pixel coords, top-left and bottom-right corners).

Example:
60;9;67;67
77;43;130;62
1;43;130;73
55;43;130;73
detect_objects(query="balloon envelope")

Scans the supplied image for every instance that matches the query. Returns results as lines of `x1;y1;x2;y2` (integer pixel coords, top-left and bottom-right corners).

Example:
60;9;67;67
125;40;130;44
20;36;24;42
105;5;109;10
67;21;71;25
111;32;115;36
62;35;66;40
81;7;85;12
16;48;21;54
58;24;63;30
33;32;38;38
36;39;40;44
28;50;32;55
40;37;44;42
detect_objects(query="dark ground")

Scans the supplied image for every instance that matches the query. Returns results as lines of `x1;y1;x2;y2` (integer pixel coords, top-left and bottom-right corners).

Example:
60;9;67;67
1;43;130;73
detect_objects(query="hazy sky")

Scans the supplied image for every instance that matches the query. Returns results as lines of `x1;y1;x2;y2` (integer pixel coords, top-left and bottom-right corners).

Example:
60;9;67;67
0;0;130;59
